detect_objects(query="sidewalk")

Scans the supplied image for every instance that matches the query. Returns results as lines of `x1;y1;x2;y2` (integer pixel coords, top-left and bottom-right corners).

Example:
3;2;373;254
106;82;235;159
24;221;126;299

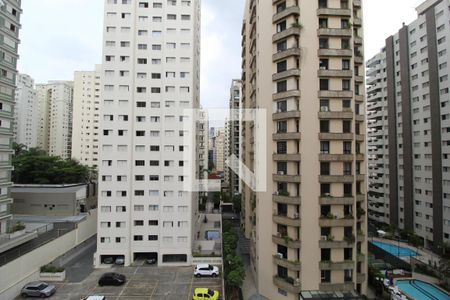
237;232;269;300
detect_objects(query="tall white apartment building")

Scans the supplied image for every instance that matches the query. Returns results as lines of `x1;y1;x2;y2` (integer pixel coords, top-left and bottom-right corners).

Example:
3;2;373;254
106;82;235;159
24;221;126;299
36;81;74;159
0;0;22;234
72;66;102;168
14;73;38;148
197;109;208;178
367;0;450;253
228;79;242;196
95;0;201;266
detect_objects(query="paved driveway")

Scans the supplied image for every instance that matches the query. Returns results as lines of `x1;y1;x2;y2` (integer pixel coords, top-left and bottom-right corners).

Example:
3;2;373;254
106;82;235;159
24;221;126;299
14;265;222;300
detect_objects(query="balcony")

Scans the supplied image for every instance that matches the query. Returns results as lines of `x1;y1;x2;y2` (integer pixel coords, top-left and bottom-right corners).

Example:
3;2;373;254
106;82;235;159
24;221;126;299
319;239;354;248
273;255;302;271
357;273;366;284
273;6;300;23
273;173;301;183
273;153;302;161
354;56;363;64
272;27;301;42
319;133;354;140
273;132;302;140
273;110;301;120
318;111;354;119
272;235;301;248
319;196;354;205
319;154;354;162
273;47;301;62
318;90;353;98
318;48;353;57
272;69;301;81
273;194;301;205
273;214;301;227
353;17;362;27
318;69;352;78
319;283;355;292
273;276;302;294
319;260;354;270
317;28;352;37
354;36;363;45
273;89;301;100
319;217;354;227
354;0;361;7
318;6;352;16
319;175;354;183
356;194;366;202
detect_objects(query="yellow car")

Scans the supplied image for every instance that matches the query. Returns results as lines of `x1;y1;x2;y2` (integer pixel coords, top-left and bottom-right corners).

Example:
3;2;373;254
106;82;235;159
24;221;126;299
193;288;219;300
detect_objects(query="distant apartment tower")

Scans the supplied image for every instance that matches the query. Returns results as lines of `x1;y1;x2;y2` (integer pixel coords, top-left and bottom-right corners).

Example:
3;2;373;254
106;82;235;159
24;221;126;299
214;128;225;172
0;0;22;234
197;110;209;177
72;66;102;168
36;81;74;159
229;79;242;196
95;0;201;266
14;74;38;148
241;0;367;298
367;0;450;253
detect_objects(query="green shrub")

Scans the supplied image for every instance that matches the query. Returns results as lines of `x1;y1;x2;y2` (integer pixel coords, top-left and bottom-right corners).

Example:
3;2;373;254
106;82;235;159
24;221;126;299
40;264;64;273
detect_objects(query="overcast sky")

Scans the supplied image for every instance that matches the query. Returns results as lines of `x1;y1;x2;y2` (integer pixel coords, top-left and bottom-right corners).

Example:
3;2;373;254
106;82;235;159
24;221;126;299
18;0;425;109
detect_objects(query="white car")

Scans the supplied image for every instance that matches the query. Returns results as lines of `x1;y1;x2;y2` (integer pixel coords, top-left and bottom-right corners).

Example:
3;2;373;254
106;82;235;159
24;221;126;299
194;264;219;277
81;296;106;300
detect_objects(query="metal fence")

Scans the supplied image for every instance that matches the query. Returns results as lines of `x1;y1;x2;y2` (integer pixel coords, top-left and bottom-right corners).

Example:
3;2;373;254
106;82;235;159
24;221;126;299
0;222;76;267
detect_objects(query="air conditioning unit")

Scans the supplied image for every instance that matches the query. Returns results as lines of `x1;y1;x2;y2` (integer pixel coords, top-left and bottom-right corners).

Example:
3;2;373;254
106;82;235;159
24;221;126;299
278;171;285;175
277;109;282;113
320;106;329;112
276;253;284;259
320;235;328;241
293;213;299;219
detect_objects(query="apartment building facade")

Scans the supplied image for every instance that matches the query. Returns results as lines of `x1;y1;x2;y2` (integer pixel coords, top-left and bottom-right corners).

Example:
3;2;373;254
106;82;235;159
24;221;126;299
228;79;242;196
36;81;74;159
72;66;102;168
95;0;201;266
13;74;38;148
241;0;367;298
214;127;225;172
0;0;21;234
367;0;450;253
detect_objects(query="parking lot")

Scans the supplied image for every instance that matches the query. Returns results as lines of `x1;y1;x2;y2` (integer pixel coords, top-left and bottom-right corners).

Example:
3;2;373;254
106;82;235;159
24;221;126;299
14;263;223;300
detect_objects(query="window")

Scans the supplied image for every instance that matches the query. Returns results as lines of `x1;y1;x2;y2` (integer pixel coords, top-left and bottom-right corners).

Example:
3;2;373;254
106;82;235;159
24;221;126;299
320;79;329;90
320;120;329;133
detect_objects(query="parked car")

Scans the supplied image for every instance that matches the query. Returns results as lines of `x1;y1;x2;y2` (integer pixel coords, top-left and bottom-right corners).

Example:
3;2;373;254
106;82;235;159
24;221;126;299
194;264;219;277
21;281;56;298
115;256;125;265
98;273;126;286
102;257;113;264
192;288;219;300
146;258;157;265
81;296;106;300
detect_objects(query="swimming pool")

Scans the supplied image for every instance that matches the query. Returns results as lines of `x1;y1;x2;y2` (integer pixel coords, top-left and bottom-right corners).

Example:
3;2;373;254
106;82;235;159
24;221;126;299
396;279;450;300
371;240;419;257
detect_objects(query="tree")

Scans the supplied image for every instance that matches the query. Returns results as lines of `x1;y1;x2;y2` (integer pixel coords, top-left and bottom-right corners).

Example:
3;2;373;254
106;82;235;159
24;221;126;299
232;194;242;213
12;143;27;156
12;148;93;184
409;233;423;252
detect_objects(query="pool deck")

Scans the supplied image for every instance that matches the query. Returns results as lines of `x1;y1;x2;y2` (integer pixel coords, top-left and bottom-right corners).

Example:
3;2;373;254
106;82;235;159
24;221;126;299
370;237;441;266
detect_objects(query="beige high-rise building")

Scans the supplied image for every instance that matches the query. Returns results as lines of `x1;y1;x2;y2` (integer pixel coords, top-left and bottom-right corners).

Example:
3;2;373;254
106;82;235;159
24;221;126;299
214;127;225;172
241;0;367;299
72;66;102;168
36;81;74;159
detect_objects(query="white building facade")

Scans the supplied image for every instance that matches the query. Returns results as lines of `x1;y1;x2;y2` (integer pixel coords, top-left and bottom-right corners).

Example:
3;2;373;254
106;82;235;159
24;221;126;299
72;66;102;168
36;81;74;159
0;0;22;234
13;74;38;148
95;0;201;266
367;0;450;252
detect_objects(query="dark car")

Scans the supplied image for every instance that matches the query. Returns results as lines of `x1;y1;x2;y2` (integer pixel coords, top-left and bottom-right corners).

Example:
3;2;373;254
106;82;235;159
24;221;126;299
98;273;126;286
